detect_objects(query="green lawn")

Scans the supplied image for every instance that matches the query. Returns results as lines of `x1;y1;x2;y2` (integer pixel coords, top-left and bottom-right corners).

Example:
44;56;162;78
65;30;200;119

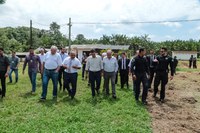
0;66;152;133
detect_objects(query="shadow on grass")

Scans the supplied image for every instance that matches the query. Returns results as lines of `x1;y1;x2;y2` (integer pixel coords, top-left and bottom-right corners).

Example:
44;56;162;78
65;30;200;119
19;92;37;99
38;99;58;107
60;96;81;106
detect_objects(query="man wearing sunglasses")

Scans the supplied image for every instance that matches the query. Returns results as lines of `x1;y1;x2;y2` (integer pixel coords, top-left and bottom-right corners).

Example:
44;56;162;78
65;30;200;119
153;47;174;103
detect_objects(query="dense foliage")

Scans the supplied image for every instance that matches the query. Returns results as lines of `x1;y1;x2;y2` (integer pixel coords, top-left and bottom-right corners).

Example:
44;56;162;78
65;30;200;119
0;22;200;54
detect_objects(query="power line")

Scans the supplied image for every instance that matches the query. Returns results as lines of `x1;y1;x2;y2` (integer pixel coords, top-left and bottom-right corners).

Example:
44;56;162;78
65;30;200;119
72;18;200;25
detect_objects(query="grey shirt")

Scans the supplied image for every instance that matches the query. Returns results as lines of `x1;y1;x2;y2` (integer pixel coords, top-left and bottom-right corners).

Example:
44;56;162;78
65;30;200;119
10;56;19;69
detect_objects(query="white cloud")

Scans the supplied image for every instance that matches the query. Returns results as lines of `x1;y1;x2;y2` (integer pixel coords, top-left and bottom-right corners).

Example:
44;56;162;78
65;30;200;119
162;22;182;28
1;0;200;40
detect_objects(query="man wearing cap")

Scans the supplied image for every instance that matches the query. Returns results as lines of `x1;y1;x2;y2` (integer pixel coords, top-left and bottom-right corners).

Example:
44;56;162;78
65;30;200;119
8;51;19;83
86;49;103;98
40;45;62;100
0;48;10;98
23;47;41;94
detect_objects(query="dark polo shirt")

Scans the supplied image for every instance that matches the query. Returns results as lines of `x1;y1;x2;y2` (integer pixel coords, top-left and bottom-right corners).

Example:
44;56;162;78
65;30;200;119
0;55;10;72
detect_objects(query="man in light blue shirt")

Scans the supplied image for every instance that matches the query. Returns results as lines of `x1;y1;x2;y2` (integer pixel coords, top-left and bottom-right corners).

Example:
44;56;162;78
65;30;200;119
40;46;62;100
59;47;68;91
63;51;81;99
103;50;118;99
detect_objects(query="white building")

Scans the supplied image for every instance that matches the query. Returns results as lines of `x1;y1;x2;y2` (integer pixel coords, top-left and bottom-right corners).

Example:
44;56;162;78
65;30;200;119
172;51;198;60
66;44;130;62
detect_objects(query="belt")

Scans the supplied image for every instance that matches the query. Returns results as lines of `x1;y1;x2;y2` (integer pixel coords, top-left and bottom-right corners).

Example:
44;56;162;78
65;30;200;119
45;68;56;71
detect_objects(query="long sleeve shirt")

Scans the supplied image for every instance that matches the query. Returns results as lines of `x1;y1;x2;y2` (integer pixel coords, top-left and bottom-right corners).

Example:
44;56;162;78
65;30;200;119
154;55;174;76
85;55;103;72
131;55;149;75
103;56;118;72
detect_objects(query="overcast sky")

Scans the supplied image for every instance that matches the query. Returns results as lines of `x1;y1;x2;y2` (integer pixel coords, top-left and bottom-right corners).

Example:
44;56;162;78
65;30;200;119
1;0;200;41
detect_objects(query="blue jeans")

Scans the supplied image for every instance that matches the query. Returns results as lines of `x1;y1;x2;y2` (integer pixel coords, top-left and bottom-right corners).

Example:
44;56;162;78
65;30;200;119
9;69;18;83
41;69;59;98
64;72;78;97
28;71;37;92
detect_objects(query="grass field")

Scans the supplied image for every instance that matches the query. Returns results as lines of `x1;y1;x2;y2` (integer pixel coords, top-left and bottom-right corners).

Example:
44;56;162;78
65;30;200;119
0;65;152;133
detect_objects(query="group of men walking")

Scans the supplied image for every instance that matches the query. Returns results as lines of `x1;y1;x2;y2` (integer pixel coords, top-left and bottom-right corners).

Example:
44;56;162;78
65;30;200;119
0;46;176;105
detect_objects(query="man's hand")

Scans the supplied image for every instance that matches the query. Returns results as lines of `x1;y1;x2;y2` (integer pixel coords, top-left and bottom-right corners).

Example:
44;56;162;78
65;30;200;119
170;76;173;80
5;73;8;77
132;74;137;81
147;74;150;79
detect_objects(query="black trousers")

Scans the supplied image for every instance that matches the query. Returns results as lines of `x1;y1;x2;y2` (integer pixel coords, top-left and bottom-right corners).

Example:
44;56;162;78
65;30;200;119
120;69;129;88
0;71;6;97
89;71;101;97
64;72;78;97
135;73;148;102
154;71;168;100
148;68;155;88
82;64;86;78
58;66;64;90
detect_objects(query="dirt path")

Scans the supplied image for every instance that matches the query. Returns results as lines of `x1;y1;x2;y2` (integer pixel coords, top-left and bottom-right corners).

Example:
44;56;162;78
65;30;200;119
147;72;200;133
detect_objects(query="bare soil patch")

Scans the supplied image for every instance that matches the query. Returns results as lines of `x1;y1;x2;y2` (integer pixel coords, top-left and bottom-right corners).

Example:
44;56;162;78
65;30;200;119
147;72;200;133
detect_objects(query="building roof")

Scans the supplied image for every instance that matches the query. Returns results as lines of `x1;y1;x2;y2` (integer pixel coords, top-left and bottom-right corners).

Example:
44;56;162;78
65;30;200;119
66;44;130;50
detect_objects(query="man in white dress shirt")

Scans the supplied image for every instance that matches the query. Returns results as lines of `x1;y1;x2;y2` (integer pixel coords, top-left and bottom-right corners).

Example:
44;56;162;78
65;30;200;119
86;49;103;98
103;50;118;99
63;51;81;99
40;46;62;100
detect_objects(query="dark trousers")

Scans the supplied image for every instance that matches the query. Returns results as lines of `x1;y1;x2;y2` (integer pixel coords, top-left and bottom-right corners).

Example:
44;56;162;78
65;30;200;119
104;71;116;96
154;71;168;100
115;71;118;84
189;61;192;68
58;66;64;90
82;64;86;78
148;68;155;88
135;73;148;102
89;71;101;97
120;69;129;88
0;71;6;97
64;72;78;98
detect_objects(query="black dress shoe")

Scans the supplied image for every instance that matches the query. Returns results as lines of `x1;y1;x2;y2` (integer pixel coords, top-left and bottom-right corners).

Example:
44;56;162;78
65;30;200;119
40;97;46;101
112;95;117;99
142;101;148;105
159;99;165;103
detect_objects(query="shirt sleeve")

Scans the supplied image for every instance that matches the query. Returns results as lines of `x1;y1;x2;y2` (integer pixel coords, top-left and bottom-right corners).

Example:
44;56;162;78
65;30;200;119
77;59;82;68
115;58;119;72
23;56;28;71
85;58;89;71
57;54;62;66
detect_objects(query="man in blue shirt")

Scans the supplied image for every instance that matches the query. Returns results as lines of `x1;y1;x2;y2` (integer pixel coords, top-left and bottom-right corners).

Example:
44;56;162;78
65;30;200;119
9;51;19;83
59;47;68;91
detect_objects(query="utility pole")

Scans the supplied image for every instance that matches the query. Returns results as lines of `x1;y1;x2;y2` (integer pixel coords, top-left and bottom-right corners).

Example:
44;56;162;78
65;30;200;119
68;18;72;52
30;20;33;48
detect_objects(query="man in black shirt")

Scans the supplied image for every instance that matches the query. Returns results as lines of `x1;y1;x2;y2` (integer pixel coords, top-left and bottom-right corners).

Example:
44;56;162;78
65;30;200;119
153;47;174;103
0;48;10;98
131;48;149;105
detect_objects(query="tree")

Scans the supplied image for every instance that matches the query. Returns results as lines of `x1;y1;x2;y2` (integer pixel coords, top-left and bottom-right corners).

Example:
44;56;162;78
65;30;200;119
74;34;86;44
49;22;63;47
0;0;5;4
